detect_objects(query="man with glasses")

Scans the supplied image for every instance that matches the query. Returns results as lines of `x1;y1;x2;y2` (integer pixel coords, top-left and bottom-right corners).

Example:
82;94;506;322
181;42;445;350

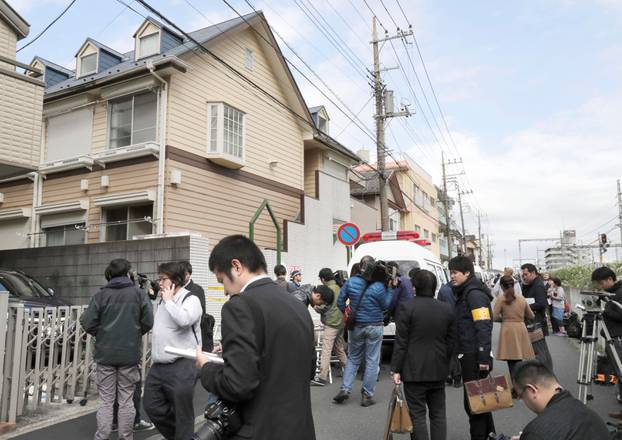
512;360;608;439
143;262;202;440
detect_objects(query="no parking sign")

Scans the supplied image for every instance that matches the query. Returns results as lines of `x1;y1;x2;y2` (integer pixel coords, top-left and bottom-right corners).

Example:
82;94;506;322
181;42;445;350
337;223;361;246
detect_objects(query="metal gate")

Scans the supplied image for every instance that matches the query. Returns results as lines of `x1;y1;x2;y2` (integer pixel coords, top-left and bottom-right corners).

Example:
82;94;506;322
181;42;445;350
0;294;152;424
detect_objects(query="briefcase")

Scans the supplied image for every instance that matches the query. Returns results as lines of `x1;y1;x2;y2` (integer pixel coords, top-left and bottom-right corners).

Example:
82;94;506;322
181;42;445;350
527;323;544;343
464;374;513;415
383;386;413;440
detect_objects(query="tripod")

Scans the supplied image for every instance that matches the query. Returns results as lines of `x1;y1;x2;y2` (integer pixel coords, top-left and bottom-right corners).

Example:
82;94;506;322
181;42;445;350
577;307;622;404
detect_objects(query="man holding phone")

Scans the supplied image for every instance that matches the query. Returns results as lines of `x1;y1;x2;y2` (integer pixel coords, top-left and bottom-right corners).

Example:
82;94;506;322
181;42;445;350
143;262;202;440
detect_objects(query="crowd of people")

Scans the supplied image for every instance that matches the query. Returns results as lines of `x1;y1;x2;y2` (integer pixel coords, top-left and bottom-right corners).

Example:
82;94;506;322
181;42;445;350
78;237;622;440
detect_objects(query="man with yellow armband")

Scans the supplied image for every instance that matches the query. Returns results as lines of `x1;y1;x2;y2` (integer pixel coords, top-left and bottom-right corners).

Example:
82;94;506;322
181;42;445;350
449;256;495;440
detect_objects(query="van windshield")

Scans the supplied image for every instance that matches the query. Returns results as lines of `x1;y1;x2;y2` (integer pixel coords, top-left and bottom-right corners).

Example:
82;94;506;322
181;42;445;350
394;261;420;277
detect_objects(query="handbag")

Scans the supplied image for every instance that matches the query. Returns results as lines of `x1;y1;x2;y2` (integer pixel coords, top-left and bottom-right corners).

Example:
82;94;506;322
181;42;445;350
383;386;413;440
526;322;544;343
564;300;571;314
344;284;370;331
464;374;513;415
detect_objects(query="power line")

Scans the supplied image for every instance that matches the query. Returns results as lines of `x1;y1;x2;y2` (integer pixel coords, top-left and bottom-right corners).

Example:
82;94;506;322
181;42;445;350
394;0;410;25
378;0;399;29
361;0;387;31
96;1;132;37
17;0;78;53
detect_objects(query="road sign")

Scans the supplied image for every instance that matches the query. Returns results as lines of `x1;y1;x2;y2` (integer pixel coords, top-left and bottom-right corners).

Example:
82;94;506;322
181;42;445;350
337;223;361;246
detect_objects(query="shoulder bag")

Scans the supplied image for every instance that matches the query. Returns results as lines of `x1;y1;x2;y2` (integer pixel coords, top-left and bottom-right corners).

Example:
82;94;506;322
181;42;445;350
464;374;513;414
383;385;413;440
344;283;370;331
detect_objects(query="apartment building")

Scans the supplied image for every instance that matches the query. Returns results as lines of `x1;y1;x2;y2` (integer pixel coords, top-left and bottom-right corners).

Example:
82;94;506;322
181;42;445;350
0;12;329;253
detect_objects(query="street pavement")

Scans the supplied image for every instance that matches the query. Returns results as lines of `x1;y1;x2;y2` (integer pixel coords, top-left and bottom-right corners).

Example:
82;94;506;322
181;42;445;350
9;323;622;440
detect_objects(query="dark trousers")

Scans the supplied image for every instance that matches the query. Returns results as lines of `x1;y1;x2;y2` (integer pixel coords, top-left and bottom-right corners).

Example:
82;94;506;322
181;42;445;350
404;381;446;440
613;339;622;397
506;360;520;379
143;358;197;440
460;353;495;440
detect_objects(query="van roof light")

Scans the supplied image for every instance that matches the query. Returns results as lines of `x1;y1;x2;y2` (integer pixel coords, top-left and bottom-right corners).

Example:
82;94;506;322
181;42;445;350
360;230;421;243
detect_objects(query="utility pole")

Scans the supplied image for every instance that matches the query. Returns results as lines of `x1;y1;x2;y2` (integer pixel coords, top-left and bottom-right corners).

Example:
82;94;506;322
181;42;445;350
487;237;493;270
617;179;622;261
371;17;412;231
477;211;483;267
441;151;452;259
456;188;473;254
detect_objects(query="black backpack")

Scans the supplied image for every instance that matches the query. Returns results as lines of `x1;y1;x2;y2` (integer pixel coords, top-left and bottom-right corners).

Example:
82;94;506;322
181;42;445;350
182;292;215;352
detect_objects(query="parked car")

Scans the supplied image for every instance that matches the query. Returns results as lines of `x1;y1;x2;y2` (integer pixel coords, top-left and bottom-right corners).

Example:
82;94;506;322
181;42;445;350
0;269;71;308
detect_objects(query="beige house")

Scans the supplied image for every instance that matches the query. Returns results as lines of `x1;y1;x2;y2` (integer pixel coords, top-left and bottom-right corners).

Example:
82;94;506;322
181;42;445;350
0;1;43;249
0;12;359;252
352;154;441;258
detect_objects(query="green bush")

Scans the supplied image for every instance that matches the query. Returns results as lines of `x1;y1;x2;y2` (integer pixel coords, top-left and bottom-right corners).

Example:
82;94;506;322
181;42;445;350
551;262;622;289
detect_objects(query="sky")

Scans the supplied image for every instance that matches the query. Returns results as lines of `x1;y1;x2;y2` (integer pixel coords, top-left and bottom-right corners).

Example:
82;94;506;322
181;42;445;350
10;0;622;269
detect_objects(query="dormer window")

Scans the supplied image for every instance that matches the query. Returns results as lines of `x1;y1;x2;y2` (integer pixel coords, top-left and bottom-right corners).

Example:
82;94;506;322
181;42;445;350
318;115;328;133
80;53;97;76
138;32;159;59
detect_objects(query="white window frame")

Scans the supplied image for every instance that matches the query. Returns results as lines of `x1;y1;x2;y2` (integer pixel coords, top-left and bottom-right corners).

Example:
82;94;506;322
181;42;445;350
138;32;160;59
244;48;254;71
42;223;86;247
101;203;154;242
206;102;246;162
107;91;159;149
79;52;98;77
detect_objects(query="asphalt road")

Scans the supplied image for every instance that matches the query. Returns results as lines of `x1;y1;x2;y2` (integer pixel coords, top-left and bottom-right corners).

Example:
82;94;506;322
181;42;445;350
11;324;622;440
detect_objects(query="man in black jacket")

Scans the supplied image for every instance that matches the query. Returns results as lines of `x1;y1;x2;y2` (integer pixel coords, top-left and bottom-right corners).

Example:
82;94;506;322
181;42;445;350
592;266;622;409
81;259;154;440
449;256;494;440
391;269;455;440
513;360;609;440
197;235;316;440
521;263;553;372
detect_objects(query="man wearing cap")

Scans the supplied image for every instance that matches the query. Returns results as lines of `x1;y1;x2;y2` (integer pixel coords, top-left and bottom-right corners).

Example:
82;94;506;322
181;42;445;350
288;270;303;293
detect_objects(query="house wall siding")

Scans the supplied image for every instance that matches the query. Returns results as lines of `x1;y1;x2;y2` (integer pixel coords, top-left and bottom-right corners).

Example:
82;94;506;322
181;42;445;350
40;160;159;243
0;182;33;209
304;149;322;196
98;51;121;72
164;158;301;250
0;18;17;68
160;29;182;53
167;28;305;191
44;68;70;88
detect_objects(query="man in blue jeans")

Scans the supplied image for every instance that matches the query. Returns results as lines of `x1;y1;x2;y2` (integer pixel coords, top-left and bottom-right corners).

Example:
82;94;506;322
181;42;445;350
334;256;394;407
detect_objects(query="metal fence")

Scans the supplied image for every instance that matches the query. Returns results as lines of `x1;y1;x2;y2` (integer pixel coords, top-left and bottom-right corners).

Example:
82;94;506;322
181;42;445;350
0;294;152;424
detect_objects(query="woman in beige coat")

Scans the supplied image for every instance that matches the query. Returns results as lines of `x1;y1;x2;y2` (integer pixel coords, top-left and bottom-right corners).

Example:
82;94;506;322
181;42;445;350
493;275;536;381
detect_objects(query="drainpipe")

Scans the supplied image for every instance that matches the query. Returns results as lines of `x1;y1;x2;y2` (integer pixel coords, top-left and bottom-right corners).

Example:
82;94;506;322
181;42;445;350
147;61;167;235
30;118;47;248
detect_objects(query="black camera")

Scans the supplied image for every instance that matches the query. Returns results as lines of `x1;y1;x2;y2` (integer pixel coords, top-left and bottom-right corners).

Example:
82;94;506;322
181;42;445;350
333;270;348;288
136;273;160;299
361;260;397;285
192;400;242;440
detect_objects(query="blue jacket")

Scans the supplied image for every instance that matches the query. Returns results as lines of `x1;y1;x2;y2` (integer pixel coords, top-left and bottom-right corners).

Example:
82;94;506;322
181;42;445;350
337;275;392;325
388;275;413;322
437;283;455;306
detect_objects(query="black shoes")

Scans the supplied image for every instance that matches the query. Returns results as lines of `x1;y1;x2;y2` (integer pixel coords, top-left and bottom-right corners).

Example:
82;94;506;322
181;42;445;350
311;378;327;387
361;392;376;407
333;390;350;403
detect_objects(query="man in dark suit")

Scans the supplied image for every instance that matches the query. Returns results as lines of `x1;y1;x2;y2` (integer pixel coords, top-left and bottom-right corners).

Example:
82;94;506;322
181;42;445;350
196;235;316;440
391;269;455;440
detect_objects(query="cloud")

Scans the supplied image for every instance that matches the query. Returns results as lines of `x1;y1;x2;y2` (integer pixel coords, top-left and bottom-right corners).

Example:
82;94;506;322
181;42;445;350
423;89;622;268
9;0;67;14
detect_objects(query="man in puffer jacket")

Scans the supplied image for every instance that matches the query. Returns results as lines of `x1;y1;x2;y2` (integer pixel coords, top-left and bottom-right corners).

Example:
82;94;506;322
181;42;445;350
81;259;153;440
334;256;394;407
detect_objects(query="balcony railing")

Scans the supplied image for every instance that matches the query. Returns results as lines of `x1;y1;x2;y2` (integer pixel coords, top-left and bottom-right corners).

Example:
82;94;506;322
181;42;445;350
0;54;44;179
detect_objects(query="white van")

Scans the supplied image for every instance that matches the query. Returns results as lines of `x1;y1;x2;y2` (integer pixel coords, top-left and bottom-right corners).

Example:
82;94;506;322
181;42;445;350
347;231;448;345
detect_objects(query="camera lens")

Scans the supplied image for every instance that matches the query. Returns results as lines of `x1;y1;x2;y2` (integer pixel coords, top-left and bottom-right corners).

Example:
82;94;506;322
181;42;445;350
192;420;224;440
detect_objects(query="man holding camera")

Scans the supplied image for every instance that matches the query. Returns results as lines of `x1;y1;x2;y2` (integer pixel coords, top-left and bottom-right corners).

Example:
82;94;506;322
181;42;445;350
592;267;622;413
197;235;316;440
334;256;394;407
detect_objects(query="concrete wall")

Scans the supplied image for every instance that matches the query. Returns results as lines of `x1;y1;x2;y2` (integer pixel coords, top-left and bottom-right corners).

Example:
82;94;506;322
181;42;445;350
0;235;193;305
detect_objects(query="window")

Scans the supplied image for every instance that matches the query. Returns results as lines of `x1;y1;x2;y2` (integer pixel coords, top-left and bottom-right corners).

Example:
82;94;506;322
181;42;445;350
244;48;254;70
46;109;93;161
432;233;437;242
415;225;421;233
318;116;328;133
43;224;86;247
80;53;97;76
424;229;430;239
104;204;153;241
108;92;157;149
207;103;245;160
139;33;159;58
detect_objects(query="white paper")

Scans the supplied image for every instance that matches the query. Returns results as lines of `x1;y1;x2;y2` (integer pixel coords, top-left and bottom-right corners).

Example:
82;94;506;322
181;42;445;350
164;346;225;364
525;298;535;305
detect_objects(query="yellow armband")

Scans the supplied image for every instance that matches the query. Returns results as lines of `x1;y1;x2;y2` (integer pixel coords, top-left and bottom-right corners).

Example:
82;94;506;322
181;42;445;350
471;307;491;321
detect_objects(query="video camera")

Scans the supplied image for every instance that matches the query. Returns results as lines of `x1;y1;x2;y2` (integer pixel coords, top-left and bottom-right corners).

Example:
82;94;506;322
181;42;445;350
192;400;242;440
361;260;398;285
579;290;619;313
135;273;160;300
